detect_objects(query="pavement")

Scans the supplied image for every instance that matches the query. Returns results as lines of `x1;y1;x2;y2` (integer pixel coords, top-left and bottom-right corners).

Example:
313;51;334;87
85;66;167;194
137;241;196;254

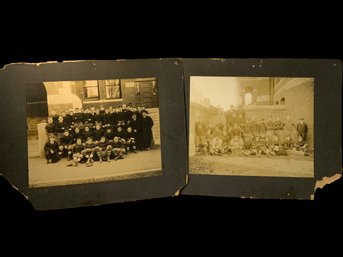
29;148;162;188
189;154;314;178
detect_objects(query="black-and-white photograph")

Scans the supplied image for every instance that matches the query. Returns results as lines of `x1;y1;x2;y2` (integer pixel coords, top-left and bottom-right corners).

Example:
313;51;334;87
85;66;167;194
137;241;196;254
27;78;162;187
189;76;314;177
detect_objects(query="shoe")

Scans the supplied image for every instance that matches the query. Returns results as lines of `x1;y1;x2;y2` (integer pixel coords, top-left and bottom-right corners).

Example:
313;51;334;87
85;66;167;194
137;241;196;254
86;163;93;167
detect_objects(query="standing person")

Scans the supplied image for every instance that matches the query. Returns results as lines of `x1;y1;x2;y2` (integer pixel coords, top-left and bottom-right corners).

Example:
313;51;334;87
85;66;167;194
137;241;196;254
296;118;308;141
283;115;296;141
44;136;60;164
45;117;56;138
55;116;67;143
195;117;206;153
141;110;154;150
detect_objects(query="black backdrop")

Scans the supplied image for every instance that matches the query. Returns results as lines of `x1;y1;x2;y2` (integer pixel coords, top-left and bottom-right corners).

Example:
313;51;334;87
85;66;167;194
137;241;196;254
0;15;342;233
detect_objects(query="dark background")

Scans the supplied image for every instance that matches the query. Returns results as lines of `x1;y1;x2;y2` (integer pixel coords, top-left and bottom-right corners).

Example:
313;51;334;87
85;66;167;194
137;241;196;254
0;10;342;230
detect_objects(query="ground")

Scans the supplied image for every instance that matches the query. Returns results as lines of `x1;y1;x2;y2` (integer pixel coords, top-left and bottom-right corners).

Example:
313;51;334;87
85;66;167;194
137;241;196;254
29;148;162;188
189;154;314;178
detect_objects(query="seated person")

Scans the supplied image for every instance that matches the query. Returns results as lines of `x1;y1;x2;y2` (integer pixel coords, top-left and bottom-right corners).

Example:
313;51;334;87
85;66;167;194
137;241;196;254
72;127;84;143
243;135;253;156
209;136;224;156
283;135;294;150
251;136;262;157
295;135;308;153
92;124;103;143
271;134;282;156
94;136;110;163
124;127;137;154
81;137;96;167
104;127;115;141
229;135;244;156
59;130;74;160
108;136;126;161
71;138;85;167
260;136;272;157
44;136;60;164
45;117;55;137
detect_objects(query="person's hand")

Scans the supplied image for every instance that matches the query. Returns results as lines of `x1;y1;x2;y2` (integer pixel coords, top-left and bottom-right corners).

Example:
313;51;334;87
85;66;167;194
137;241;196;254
50;150;54;154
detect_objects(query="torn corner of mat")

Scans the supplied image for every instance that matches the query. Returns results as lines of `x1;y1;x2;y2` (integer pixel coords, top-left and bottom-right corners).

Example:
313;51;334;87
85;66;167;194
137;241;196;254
0;60;92;71
311;172;342;200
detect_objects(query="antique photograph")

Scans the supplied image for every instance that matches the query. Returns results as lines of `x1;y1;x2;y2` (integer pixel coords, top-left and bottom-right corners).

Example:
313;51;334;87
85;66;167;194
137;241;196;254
27;78;162;187
189;76;314;177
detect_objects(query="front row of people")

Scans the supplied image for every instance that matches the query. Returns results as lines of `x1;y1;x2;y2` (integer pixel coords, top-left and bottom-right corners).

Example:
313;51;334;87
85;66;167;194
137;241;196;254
198;133;309;157
44;128;138;167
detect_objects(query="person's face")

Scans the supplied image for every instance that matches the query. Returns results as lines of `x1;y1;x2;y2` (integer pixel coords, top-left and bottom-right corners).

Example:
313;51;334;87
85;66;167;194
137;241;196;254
298;136;303;142
286;136;291;141
137;107;142;111
122;104;126;109
87;139;92;144
127;127;132;133
48;118;53;124
75;108;79;113
64;131;69;136
100;137;105;143
69;111;73;115
100;106;105;111
76;139;82;144
49;138;55;144
96;125;101;130
61;112;66;117
114;137;119;143
117;127;122;132
300;120;304;124
109;107;113;111
58;116;63;122
105;109;109;114
95;109;100;114
143;112;147;118
75;128;80;133
85;127;89;132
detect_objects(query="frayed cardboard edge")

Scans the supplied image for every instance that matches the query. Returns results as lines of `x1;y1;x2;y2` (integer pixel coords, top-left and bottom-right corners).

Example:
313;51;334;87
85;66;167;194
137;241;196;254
311;173;342;200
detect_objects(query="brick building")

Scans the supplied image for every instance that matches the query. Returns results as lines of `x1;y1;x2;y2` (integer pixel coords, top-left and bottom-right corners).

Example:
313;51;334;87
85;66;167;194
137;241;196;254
238;77;314;150
27;78;160;157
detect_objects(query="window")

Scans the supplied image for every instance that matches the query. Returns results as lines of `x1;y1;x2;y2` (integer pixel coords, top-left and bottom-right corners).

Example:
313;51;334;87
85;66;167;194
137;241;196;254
84;81;99;100
105;79;121;99
244;92;252;105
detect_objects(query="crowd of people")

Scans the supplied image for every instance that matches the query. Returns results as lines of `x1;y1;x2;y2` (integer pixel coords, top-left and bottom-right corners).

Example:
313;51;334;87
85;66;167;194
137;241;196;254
195;105;310;157
43;104;155;167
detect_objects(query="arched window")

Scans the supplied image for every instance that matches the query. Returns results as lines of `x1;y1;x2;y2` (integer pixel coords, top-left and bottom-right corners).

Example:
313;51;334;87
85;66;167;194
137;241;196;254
245;92;253;105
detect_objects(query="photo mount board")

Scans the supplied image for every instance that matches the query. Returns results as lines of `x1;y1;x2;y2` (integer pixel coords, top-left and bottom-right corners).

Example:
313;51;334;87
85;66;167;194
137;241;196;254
182;58;342;199
0;59;188;210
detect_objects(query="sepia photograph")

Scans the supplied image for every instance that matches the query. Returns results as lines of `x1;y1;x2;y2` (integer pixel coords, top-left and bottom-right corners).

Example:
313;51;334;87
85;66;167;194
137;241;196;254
189;76;314;178
27;78;162;188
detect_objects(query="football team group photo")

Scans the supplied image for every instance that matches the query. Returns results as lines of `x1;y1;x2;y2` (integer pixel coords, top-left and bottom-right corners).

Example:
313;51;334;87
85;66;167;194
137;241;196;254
189;76;314;178
27;78;162;187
